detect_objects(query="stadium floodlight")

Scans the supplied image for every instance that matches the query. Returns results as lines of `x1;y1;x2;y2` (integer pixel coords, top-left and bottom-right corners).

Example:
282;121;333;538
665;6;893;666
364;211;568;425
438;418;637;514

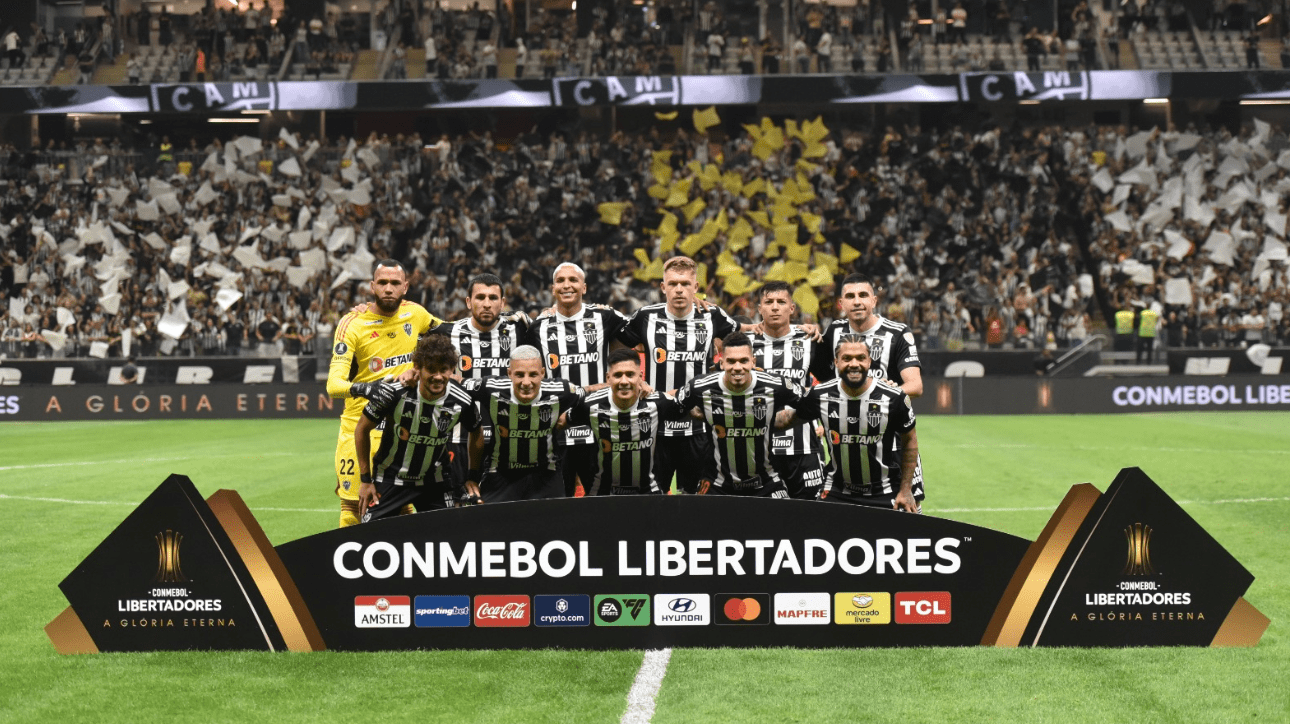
208;118;261;124
1143;98;1169;104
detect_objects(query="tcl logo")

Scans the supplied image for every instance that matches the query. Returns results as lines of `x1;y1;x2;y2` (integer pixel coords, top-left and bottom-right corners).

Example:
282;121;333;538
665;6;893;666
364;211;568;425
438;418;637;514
894;592;951;624
474;596;530;627
0;395;18;414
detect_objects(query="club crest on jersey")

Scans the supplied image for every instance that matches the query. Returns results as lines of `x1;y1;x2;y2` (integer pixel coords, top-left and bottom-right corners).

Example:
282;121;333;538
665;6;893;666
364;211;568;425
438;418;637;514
583;321;598;346
403;323;413;337
632;412;653;432
693;322;709;347
752;398;768;421
499;333;511;352
791;340;805;361
436;409;456;431
867;404;884;428
867;337;886;366
538;405;553;425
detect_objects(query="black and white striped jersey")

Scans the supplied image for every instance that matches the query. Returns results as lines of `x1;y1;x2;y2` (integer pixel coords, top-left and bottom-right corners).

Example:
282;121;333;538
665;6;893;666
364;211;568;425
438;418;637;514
750;326;822;457
435;317;528;443
678;370;808;492
570;389;684;495
467;378;585;474
816;315;922;383
526;304;629;388
801;378;920;499
621;303;738;437
362;380;481;487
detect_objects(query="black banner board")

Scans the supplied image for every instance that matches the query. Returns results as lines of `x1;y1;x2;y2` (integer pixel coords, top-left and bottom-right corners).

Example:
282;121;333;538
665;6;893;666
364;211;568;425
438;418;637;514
0;383;336;421
46;469;1268;653
10;70;1290;114
922;375;1290;415
0;357;317;386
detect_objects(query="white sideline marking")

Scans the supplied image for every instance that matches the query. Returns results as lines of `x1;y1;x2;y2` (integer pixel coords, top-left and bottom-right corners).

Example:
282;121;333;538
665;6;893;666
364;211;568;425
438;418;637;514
0;452;301;472
0;494;332;513
621;648;672;724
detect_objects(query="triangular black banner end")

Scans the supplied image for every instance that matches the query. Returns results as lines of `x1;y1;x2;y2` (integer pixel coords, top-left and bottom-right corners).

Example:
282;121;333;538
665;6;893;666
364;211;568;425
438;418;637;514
53;475;287;652
1024;467;1260;647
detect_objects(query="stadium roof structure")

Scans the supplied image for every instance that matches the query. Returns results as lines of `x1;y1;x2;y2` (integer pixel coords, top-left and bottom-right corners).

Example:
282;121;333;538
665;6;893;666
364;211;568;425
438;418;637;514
10;70;1290;114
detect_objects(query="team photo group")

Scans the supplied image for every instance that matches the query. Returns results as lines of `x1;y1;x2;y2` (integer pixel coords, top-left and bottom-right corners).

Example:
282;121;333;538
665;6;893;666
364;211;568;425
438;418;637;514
328;252;924;529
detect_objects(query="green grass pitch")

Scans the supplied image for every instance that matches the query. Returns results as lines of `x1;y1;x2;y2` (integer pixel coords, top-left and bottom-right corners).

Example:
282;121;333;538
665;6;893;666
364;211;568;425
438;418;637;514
0;413;1286;723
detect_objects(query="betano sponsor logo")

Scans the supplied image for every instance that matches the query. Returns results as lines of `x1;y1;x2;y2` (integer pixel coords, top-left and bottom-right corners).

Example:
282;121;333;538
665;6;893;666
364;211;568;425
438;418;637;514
773;592;830;625
354;595;411;628
654;593;710;626
548;352;600;368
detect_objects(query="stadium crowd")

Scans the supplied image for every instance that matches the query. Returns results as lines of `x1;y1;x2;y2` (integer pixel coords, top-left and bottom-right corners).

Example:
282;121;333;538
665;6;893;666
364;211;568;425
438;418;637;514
1;115;1289;365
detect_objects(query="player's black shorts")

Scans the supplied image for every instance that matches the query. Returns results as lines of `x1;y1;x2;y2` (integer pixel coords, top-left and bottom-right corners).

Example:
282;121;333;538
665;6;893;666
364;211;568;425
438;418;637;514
479;467;564;503
822;489;923;513
703;473;788;498
770;453;824;500
362;482;454;522
655;434;715;494
558;440;598;496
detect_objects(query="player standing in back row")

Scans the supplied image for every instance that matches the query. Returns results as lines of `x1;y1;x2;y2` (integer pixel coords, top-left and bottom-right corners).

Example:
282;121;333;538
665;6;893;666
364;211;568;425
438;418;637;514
748;281;826;499
526;262;630;496
815;273;925;496
326;260;444;527
619;256;738;493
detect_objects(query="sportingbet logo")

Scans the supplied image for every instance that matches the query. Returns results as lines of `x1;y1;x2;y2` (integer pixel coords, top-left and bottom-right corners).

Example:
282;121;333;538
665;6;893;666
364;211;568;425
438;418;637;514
773;592;830;625
894;592;951;624
414;595;470;627
473;595;530;627
653;593;710;626
354;596;411;628
594;595;650;626
534;594;591;627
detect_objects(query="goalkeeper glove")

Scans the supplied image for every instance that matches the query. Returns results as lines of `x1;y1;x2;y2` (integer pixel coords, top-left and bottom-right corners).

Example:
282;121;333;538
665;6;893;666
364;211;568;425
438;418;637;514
350;381;396;408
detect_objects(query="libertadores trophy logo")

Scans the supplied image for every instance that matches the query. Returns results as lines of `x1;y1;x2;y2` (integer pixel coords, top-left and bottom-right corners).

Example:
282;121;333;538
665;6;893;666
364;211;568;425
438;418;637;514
154;530;187;583
1123;523;1154;576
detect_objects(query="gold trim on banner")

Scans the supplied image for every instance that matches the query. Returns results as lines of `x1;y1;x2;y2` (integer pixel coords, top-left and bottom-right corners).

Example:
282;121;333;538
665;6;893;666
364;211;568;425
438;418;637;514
45;606;99;655
981;484;1102;647
206;490;325;652
1211;597;1270;647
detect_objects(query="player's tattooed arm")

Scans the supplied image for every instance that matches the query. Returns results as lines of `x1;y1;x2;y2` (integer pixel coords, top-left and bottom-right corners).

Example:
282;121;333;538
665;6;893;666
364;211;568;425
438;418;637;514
893;428;919;513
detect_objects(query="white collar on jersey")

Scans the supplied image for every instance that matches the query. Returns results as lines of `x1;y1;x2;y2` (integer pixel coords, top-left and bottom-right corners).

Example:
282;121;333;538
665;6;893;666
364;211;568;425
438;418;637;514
554;303;586;322
758;324;798;340
717;372;754;396
664;304;696;321
848;313;884;335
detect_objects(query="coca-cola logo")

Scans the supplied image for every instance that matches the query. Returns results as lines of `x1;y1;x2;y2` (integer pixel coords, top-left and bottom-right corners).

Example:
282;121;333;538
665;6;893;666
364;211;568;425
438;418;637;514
472;595;531;627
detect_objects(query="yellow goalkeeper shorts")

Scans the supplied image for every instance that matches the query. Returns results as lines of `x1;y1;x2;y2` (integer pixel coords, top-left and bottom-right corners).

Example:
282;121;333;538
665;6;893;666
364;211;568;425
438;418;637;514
335;424;383;502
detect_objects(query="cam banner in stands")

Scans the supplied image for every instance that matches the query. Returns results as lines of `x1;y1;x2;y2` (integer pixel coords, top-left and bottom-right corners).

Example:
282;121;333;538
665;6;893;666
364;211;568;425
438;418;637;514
11;71;1290;113
47;469;1267;652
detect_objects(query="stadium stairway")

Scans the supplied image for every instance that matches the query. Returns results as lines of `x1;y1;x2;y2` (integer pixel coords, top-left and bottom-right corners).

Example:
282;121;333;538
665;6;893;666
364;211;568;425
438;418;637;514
93;57;128;85
350;49;382;80
406;48;426;78
51;62;80;86
1261;37;1284;68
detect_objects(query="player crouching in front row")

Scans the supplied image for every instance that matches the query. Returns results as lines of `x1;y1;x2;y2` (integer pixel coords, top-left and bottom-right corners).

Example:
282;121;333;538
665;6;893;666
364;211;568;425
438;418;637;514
355;336;482;522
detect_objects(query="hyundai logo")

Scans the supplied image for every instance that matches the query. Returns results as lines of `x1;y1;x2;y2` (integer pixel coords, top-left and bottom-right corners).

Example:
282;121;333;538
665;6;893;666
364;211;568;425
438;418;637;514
668;598;696;612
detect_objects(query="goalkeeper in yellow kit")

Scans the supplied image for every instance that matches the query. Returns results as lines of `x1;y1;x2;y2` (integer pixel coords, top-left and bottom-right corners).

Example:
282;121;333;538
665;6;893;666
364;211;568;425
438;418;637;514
327;260;444;527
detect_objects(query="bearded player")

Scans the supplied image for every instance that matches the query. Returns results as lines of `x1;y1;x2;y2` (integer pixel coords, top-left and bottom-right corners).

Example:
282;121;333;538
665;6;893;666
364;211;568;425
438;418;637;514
327;259;445;527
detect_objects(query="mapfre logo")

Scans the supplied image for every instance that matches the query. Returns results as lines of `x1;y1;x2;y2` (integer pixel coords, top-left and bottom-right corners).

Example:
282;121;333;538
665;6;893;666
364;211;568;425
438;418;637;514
773;592;830;625
894;592;951;624
354;595;411;628
474;595;530;627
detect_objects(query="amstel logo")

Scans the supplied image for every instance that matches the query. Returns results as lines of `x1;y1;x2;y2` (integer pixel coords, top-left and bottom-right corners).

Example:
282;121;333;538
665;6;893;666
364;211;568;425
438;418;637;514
1123;522;1154;576
154;529;187;583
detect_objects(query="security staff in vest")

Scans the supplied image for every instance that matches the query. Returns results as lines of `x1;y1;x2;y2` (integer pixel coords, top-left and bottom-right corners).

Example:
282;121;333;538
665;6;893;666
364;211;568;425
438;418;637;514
1136;304;1160;364
1113;294;1136;353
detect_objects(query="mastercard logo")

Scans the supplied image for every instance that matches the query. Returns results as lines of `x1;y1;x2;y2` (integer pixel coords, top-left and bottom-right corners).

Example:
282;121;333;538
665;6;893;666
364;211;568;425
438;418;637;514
723;597;761;621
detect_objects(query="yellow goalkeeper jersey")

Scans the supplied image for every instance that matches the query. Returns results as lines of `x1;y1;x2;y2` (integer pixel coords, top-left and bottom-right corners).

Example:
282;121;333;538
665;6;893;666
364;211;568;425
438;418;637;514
326;301;444;425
